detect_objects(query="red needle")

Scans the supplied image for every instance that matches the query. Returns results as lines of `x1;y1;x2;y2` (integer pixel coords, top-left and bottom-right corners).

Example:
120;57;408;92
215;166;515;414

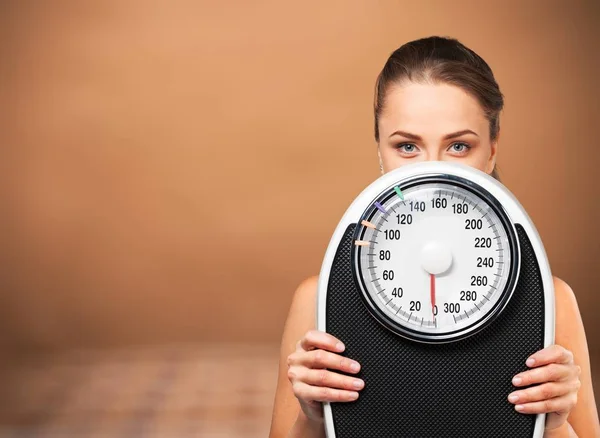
430;273;436;318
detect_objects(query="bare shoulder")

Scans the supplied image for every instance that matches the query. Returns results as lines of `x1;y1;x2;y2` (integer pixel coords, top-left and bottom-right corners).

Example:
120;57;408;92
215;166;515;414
552;276;600;436
294;275;319;308
553;276;583;345
287;275;319;332
553;276;577;313
553;275;583;348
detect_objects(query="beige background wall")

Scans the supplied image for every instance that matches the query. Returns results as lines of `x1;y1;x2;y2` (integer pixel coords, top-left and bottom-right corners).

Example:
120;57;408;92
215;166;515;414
0;0;598;368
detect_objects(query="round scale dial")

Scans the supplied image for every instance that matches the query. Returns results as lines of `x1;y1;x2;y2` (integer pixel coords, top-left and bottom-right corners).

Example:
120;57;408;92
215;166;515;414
352;176;520;343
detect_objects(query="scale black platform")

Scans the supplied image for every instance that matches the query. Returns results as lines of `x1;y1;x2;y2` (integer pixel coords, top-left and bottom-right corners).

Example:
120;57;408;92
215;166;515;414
317;162;554;438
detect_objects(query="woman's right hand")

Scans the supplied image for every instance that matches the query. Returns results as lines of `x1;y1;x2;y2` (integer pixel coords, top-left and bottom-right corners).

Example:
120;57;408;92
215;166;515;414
286;329;364;423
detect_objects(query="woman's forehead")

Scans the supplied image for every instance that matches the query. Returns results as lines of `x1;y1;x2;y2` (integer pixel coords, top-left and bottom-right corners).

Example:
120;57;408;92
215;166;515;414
379;82;489;137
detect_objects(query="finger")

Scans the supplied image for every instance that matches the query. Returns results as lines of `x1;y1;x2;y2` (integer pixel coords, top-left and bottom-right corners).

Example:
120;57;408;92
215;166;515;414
512;363;571;387
300;349;361;373
292;381;359;403
298;330;345;353
513;393;577;415
508;380;578;405
525;345;574;368
300;368;365;391
287;348;361;374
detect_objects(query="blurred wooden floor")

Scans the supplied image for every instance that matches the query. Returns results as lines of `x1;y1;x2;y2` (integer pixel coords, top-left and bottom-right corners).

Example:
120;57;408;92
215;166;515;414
0;344;597;438
0;343;279;438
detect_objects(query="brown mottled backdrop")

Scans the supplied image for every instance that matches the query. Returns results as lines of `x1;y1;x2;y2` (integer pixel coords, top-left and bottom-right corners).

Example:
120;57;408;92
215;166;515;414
0;1;598;433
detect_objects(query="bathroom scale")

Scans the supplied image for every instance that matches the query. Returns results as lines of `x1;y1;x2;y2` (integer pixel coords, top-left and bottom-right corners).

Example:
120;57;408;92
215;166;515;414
316;161;554;438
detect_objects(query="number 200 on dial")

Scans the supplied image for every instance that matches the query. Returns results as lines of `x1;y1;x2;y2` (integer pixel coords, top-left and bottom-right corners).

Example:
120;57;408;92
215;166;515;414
352;177;520;342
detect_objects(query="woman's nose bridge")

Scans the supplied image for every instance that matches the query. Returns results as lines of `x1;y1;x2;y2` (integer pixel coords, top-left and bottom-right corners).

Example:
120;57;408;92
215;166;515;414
422;143;443;161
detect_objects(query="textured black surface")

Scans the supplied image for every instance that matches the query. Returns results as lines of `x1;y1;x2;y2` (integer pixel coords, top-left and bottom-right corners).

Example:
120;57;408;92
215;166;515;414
325;223;545;438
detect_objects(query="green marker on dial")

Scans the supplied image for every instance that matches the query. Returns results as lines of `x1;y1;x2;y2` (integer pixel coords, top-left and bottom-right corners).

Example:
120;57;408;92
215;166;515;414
394;186;404;200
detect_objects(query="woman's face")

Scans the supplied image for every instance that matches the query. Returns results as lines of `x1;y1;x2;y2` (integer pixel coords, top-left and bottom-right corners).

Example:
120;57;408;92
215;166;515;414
377;81;497;175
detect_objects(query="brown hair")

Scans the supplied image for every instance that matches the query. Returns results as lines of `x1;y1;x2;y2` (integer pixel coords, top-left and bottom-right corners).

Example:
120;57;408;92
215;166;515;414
374;36;503;179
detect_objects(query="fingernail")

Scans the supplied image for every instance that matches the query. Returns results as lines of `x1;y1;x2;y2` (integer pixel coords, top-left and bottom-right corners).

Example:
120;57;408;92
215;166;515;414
526;358;535;366
515;404;524;411
336;342;345;352
349;392;359;400
512;376;522;385
353;379;364;389
350;361;360;372
508;394;519;403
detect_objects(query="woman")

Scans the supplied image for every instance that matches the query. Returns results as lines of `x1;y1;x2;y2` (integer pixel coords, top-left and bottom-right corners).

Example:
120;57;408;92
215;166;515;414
269;36;599;438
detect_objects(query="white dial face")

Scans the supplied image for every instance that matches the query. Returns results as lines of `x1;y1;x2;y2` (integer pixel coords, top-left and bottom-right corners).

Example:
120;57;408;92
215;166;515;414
354;180;517;341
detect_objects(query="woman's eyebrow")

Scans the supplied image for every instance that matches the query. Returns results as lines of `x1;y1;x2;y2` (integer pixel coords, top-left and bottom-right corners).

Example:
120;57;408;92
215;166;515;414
388;129;479;140
443;129;479;139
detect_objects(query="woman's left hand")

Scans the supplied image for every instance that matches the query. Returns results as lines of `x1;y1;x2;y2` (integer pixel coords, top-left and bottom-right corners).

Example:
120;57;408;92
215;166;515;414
508;344;581;431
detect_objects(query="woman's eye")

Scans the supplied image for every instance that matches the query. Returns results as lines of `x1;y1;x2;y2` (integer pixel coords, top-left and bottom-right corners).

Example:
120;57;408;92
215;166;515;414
449;142;470;153
398;143;417;153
